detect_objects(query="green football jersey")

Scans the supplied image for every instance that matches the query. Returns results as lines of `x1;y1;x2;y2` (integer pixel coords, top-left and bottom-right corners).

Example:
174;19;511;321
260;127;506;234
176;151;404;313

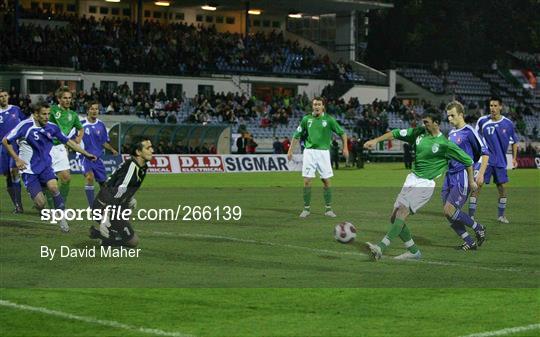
392;127;473;180
49;104;83;145
292;113;344;150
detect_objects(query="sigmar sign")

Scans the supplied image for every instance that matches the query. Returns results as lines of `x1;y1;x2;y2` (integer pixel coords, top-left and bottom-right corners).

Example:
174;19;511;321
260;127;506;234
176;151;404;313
72;154;303;174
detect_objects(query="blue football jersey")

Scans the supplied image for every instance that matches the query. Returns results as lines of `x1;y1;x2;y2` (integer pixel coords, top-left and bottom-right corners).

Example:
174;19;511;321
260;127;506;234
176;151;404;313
448;125;488;174
5;118;69;174
81;118;109;157
0;105;27;140
476;116;518;168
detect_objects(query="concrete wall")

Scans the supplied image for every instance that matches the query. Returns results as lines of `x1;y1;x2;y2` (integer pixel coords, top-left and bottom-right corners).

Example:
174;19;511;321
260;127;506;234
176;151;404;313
1;69;390;103
341;85;390;104
82;72;238;97
238;75;332;98
0;70;332;100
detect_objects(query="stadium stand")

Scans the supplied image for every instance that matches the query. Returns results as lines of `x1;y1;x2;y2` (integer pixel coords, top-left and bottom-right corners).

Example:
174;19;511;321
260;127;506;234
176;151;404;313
2;4;537;153
398;65;538;115
12;75;536;152
2;16;364;81
398;67;444;93
509;51;540;71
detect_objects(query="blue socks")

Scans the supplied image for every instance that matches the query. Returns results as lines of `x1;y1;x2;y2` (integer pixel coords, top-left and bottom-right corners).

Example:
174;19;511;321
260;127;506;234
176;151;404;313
498;197;507;217
469;196;508;218
468;196;477;217
12;178;22;208
85;185;95;208
453;209;475;228
52;191;65;210
450;221;475;246
6;176;23;209
450;209;483;245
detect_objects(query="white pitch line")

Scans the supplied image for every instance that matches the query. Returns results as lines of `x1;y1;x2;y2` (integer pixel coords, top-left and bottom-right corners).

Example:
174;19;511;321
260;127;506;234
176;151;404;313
414;258;534;273
458;323;540;337
0;300;193;337
142;229;367;258
141;229;540;274
2;217;538;274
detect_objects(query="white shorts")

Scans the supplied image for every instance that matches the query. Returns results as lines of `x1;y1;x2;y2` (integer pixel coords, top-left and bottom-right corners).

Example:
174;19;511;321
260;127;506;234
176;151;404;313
302;148;333;179
50;144;71;172
394;173;435;213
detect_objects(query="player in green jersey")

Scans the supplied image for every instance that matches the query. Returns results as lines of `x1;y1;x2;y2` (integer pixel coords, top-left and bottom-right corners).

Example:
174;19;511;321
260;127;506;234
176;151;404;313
287;97;348;218
48;87;84;205
363;110;477;261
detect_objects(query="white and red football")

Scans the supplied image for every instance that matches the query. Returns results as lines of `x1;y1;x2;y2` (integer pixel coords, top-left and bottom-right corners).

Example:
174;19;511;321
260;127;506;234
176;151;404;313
334;222;357;243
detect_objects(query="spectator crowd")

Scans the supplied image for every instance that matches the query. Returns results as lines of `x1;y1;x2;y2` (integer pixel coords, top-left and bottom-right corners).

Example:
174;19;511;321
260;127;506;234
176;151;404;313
2;12;363;81
15;79;538;145
8;80;540;158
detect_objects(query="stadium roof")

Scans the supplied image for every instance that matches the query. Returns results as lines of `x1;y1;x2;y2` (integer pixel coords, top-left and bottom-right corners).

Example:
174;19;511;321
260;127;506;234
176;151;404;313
161;0;394;15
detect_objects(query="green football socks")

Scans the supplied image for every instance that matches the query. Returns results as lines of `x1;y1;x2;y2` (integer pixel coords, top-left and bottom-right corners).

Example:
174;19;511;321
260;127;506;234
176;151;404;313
378;218;405;251
399;224;419;254
60;180;70;203
303;187;312;208
323;187;332;208
45;189;54;208
378;219;419;254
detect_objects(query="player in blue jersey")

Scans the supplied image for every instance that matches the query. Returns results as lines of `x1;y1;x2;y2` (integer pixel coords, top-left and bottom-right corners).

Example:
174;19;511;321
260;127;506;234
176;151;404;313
469;97;519;223
444;101;489;250
81;101;118;207
2;102;96;232
0;90;27;213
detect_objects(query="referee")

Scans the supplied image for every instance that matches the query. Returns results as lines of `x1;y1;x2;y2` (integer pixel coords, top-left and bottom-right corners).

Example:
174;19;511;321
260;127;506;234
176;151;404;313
89;138;154;247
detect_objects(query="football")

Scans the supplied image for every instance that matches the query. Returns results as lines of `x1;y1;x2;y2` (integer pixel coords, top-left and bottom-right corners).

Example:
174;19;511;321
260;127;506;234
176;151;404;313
334;222;357;243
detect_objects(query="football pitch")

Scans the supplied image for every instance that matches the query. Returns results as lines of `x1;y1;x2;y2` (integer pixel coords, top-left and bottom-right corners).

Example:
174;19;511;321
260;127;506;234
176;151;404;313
1;163;539;337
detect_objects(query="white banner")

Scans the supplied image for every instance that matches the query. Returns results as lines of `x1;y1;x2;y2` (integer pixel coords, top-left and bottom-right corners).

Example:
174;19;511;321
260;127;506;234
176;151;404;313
119;154;303;174
223;154;303;173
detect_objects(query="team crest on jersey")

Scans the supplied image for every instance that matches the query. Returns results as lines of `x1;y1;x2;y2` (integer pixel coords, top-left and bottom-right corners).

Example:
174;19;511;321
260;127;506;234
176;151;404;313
322;120;327;127
432;143;440;153
400;129;408;137
502;129;506;133
456;137;462;144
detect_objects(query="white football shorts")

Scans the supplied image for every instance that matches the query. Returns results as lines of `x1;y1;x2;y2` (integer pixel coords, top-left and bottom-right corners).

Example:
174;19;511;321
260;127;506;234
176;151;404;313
50;144;71;172
394;173;435;213
302;148;333;179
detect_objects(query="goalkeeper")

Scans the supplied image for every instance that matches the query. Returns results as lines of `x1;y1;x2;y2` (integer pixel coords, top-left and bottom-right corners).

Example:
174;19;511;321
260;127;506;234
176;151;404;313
89;139;153;247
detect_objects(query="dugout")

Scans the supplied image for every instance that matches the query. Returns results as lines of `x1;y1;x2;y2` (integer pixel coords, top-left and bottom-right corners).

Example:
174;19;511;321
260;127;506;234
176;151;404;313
110;123;231;154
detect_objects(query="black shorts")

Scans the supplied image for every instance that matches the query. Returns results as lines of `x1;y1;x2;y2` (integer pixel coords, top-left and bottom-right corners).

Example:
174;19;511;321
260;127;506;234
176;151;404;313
92;198;135;241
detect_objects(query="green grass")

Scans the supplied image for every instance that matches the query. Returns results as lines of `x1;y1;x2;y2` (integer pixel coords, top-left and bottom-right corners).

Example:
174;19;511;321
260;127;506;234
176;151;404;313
1;163;539;336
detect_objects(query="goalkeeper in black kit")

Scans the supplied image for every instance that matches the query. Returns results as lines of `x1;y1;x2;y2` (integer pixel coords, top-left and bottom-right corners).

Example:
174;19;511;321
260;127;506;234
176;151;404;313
89;139;154;247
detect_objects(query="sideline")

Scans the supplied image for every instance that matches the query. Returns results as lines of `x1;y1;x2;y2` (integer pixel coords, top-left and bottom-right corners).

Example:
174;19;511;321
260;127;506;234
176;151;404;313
458;323;540;337
0;299;194;337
